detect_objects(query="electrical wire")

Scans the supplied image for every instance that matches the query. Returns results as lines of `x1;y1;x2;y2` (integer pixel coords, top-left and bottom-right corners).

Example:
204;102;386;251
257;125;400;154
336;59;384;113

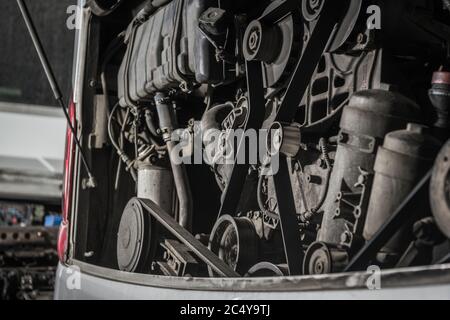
301;138;332;221
108;102;137;181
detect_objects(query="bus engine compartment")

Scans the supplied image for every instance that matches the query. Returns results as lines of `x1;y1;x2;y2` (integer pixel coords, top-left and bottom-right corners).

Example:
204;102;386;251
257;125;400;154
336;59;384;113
70;0;450;279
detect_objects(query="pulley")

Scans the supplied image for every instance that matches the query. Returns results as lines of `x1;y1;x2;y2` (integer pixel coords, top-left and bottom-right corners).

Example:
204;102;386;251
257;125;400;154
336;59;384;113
266;122;302;158
430;140;450;239
242;2;302;88
117;198;156;272
303;241;349;275
302;0;363;52
208;215;259;276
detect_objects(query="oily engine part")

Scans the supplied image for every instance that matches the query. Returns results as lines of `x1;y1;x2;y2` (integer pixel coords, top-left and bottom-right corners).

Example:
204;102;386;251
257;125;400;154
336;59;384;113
430;140;450;239
242;3;302;88
318;90;420;248
118;0;223;106
208;215;259;276
363;124;442;263
303;242;349;275
118;163;174;272
137;163;174;214
117;198;156;272
266;122;302;158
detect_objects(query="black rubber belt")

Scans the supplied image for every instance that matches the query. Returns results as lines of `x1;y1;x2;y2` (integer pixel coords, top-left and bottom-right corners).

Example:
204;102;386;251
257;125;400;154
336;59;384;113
138;198;240;278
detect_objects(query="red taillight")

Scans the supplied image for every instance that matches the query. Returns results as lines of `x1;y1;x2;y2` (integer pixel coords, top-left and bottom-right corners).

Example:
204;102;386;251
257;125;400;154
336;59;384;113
57;222;69;262
58;98;76;263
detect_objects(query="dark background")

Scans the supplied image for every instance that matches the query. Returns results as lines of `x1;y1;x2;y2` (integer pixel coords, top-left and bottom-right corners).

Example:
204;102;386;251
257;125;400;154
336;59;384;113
0;0;76;107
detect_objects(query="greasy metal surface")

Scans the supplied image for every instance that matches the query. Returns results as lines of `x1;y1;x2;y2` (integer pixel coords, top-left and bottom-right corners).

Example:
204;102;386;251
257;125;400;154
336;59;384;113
345;171;432;272
138;198;239;277
274;0;346;123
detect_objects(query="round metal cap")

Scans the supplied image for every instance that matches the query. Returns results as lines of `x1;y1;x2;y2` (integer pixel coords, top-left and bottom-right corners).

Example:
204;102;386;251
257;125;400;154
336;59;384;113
117;198;154;272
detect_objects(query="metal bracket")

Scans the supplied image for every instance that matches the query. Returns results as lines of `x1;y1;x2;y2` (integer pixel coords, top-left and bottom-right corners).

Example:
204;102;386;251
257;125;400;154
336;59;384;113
344;170;432;272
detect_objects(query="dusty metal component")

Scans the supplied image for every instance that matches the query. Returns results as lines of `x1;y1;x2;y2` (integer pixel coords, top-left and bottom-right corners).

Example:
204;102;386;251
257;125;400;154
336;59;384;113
208;215;259;276
396;217;446;268
430;140;450;239
117;199;155;272
138;198;240;277
303;241;349;275
318;90;420;248
137;164;174;214
117;0;223;104
364;124;441;259
157;239;201;277
345;171;432;272
267;122;302;157
243;20;281;63
243;3;301;88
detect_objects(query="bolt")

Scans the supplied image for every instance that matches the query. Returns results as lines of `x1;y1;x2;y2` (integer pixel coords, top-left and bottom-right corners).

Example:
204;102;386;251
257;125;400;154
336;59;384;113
207;10;218;19
315;261;324;274
357;33;367;44
341;231;352;244
248;30;260;51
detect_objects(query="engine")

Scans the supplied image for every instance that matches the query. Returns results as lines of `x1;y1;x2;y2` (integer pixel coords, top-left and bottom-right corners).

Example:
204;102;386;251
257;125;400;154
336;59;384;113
94;0;450;277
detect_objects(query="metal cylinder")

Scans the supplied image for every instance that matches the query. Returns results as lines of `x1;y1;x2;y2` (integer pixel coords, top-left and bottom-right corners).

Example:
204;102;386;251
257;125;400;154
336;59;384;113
267;122;302;158
364;124;441;257
137;163;174;214
318;90;420;247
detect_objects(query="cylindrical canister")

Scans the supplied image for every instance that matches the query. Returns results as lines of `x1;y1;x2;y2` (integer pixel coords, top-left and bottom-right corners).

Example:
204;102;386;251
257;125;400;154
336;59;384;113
363;124;441;258
137;163;174;215
318;90;420;246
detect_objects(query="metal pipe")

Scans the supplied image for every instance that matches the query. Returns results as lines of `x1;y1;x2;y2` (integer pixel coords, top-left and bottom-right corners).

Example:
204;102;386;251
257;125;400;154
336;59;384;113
154;93;193;231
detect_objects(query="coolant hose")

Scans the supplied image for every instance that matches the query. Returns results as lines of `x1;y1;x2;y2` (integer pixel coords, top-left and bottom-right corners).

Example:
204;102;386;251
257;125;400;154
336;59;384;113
154;93;193;231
